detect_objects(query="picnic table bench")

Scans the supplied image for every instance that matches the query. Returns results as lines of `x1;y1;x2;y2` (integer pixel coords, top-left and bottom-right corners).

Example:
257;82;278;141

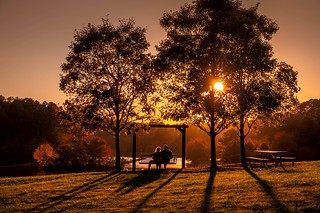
138;154;178;164
247;150;296;168
246;157;270;167
275;156;296;166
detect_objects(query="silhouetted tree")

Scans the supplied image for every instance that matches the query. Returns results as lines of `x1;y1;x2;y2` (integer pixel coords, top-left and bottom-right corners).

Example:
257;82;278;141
156;0;299;170
222;25;300;166
60;18;155;171
156;0;245;171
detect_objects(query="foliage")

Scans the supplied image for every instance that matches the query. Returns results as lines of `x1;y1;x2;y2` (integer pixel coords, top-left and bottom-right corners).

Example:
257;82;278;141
270;99;320;160
32;132;113;169
60;18;155;171
0;96;60;163
156;0;255;170
33;143;59;167
156;0;239;135
216;99;320;162
55;134;113;168
156;0;299;168
218;128;255;163
186;138;210;165
219;5;300;165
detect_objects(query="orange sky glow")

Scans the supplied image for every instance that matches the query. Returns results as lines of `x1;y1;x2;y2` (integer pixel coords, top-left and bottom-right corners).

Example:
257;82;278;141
0;0;319;105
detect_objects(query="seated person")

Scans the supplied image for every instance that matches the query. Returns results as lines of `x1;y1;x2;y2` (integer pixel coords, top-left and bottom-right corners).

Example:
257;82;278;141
160;144;173;169
148;146;162;170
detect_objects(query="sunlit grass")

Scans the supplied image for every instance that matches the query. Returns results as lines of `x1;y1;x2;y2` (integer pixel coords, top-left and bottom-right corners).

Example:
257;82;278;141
0;161;319;212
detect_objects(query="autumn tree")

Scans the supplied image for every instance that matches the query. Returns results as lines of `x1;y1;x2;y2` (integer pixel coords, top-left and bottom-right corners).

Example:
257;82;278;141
33;143;59;167
60;18;155;171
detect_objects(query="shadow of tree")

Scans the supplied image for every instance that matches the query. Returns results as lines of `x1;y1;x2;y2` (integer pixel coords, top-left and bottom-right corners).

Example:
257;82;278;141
116;171;161;195
130;170;181;213
245;168;289;212
28;171;119;212
200;171;216;213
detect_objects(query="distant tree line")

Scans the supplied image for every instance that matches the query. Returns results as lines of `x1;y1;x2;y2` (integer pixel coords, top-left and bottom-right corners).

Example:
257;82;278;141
0;96;114;170
0;96;59;163
0;95;319;166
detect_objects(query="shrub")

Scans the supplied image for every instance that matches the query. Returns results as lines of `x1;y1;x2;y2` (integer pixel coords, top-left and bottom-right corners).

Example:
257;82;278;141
33;143;59;167
81;135;112;166
56;134;113;167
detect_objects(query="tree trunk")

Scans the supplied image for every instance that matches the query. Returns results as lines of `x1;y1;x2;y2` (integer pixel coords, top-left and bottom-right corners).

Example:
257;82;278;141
239;117;246;168
115;130;121;172
239;73;247;168
115;112;121;172
210;133;217;171
210;112;217;171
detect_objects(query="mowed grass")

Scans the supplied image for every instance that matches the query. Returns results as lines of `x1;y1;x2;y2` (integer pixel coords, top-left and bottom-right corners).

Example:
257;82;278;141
1;161;319;212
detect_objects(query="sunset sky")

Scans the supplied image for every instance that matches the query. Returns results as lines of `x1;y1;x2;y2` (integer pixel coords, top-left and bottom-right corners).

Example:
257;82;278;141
0;0;319;105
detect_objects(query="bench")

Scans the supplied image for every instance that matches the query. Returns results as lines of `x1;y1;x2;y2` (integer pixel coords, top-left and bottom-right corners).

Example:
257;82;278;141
247;157;270;168
139;154;178;164
275;156;296;167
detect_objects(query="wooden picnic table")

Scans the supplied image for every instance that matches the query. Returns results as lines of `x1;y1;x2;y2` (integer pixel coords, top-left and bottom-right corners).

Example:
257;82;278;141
255;150;287;157
247;150;296;168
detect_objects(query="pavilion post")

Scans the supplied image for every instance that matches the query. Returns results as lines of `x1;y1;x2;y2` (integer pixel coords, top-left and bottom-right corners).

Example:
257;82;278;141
182;126;186;169
132;132;136;171
177;125;186;169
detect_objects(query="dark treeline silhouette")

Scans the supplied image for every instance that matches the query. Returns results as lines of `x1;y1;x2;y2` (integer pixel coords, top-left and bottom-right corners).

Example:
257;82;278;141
1;95;319;167
0;96;60;164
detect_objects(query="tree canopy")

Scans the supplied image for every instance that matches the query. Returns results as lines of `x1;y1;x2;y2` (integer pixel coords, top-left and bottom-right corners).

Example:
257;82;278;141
60;18;155;171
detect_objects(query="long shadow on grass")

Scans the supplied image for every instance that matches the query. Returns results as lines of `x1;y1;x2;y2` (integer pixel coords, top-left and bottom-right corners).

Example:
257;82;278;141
28;171;119;212
130;170;181;213
245;168;289;212
116;171;161;195
200;171;216;213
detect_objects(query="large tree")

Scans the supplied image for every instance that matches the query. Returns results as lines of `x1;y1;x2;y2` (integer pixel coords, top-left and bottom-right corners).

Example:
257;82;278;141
60;18;155;171
156;0;299;169
156;0;241;171
219;6;299;166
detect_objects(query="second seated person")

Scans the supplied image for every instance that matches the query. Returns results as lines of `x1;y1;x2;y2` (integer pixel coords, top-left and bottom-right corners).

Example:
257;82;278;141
161;144;173;169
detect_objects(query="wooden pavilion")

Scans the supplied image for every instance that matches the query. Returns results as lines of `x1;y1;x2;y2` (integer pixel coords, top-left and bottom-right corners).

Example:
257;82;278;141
131;124;188;171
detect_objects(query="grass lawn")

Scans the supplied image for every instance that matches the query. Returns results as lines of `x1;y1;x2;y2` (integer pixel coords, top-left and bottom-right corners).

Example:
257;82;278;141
1;161;319;212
